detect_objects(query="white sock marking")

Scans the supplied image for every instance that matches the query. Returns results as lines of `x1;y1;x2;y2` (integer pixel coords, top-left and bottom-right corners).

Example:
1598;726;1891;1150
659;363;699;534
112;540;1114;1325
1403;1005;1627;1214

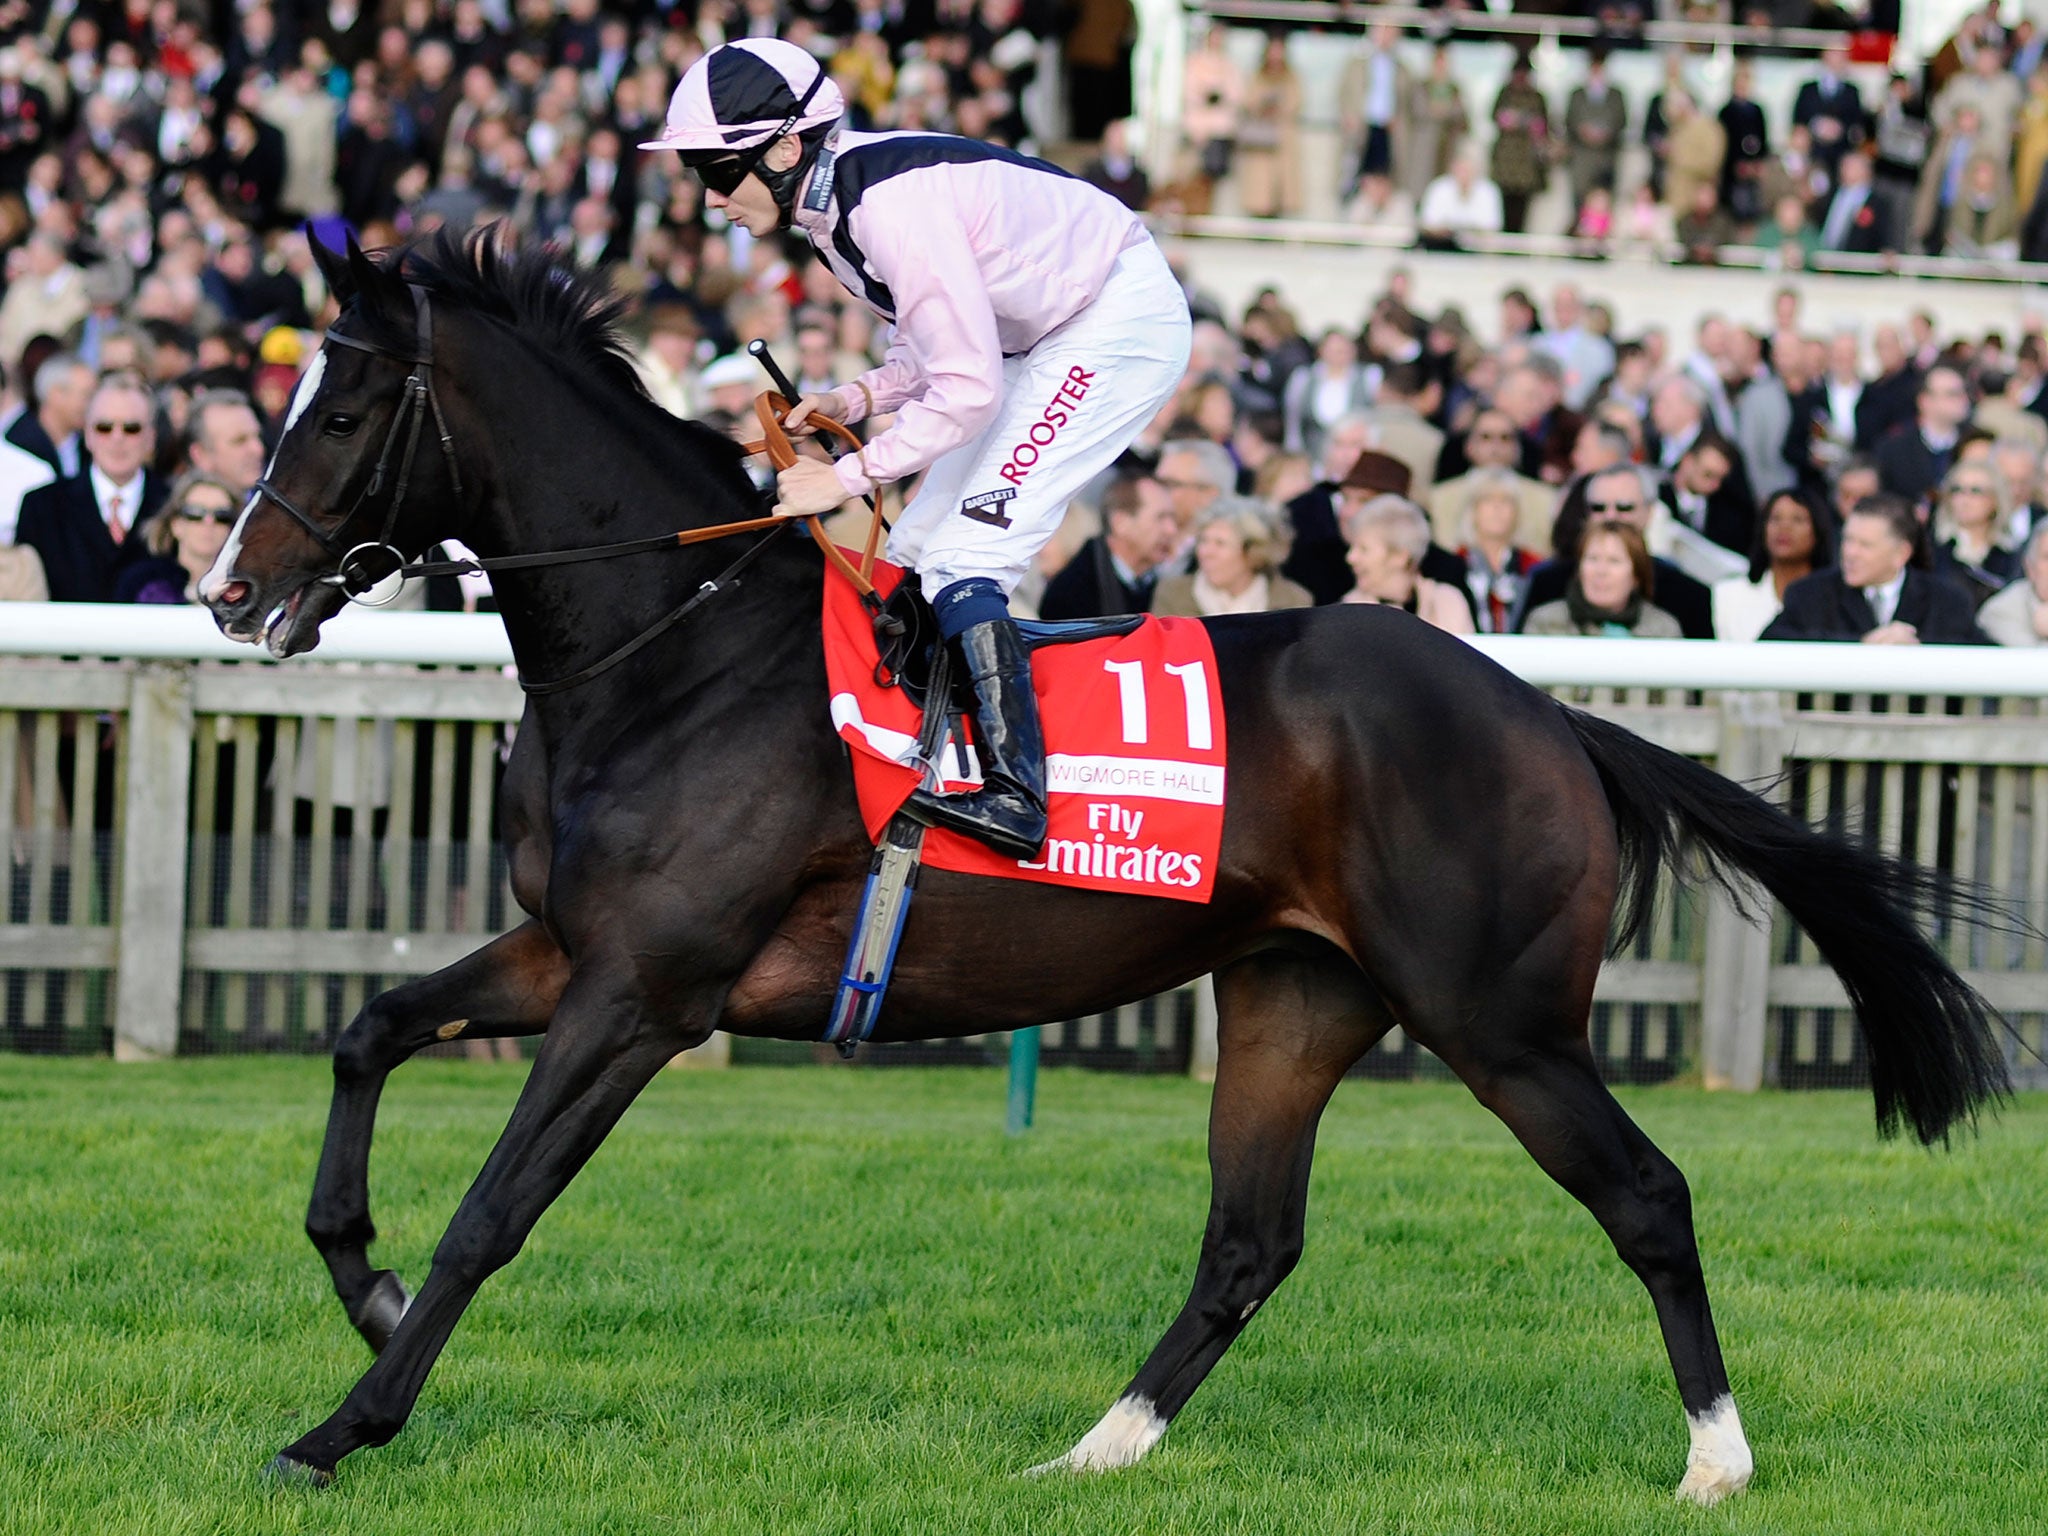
1675;1393;1753;1506
1027;1394;1168;1475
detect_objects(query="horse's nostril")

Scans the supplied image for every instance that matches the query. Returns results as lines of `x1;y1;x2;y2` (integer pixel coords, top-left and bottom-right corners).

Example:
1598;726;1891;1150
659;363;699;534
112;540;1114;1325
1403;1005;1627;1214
219;580;251;608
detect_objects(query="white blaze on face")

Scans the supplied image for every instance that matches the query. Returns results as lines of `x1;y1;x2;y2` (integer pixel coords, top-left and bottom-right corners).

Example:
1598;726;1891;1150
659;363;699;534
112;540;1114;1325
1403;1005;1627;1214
201;348;328;602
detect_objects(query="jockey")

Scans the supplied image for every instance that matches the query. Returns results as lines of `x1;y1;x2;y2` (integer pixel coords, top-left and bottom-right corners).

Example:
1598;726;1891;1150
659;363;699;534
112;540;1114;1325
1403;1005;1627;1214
643;39;1192;861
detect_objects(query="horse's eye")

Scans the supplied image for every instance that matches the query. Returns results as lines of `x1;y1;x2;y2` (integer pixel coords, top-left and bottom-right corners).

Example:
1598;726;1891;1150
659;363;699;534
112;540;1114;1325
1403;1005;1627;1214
322;414;361;438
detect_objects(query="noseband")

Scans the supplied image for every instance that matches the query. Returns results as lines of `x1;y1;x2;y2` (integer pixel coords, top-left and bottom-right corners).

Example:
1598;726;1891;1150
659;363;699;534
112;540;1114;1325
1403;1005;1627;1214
248;281;463;602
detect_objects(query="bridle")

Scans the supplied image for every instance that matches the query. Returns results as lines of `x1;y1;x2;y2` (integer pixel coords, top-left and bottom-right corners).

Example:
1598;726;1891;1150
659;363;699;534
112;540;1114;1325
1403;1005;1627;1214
247;281;464;605
246;280;892;695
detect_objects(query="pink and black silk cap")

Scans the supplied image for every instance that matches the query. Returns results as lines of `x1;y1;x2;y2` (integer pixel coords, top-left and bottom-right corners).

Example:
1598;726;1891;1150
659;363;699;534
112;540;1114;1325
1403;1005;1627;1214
640;39;846;155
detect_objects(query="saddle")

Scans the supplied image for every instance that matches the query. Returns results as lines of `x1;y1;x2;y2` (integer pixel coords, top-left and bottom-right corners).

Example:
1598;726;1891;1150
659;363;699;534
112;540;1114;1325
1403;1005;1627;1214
872;571;1143;714
830;578;1144;1056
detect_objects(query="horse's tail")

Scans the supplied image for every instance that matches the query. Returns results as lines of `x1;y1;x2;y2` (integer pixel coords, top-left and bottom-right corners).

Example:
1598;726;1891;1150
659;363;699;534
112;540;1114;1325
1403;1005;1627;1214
1560;704;2011;1146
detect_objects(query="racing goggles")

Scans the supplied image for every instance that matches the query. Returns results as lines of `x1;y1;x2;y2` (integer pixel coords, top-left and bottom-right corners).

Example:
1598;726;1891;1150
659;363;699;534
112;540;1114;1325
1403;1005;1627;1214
680;70;825;197
683;150;760;197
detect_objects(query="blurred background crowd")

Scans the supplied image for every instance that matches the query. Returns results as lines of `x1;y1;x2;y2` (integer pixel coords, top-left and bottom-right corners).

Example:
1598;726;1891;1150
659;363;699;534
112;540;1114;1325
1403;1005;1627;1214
0;0;2042;649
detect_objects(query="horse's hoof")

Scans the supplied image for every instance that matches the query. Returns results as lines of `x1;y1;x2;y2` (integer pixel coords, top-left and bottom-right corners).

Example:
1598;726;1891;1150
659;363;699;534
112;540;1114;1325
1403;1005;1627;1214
1675;1397;1753;1505
265;1452;333;1489
353;1269;411;1354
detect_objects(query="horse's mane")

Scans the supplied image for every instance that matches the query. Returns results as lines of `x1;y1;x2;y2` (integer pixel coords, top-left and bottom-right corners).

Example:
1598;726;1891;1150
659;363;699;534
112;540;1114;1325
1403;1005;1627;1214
366;229;748;473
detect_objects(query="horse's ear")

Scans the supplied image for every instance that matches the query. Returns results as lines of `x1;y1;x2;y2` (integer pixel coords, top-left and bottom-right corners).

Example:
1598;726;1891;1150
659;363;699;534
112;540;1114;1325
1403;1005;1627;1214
310;232;352;301
344;233;389;305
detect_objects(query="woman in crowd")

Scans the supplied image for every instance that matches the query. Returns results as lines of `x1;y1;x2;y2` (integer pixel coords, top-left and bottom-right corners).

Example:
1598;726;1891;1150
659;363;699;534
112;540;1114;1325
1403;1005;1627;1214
1456;469;1543;633
1712;486;1838;642
1181;23;1244;212
1282;327;1378;463
1340;495;1474;633
1488;53;1552;235
114;471;238;605
1524;521;1683;637
1978;521;2048;645
1235;34;1301;219
1152;498;1314;617
1932;460;2023;606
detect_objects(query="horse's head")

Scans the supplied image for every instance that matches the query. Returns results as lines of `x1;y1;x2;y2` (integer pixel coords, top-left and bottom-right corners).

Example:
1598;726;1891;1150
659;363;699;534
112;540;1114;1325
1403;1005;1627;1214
202;235;463;656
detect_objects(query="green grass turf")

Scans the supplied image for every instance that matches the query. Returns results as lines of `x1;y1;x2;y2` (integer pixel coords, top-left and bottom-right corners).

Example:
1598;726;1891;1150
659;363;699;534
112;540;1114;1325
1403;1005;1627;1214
0;1058;2043;1535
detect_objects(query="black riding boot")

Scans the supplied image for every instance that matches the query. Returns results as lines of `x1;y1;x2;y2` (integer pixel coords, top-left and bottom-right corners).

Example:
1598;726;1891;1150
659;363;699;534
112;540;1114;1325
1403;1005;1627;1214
906;616;1048;860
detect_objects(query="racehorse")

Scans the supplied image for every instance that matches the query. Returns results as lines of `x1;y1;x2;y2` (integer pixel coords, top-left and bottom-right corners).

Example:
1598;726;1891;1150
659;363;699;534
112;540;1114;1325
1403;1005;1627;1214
202;231;2008;1502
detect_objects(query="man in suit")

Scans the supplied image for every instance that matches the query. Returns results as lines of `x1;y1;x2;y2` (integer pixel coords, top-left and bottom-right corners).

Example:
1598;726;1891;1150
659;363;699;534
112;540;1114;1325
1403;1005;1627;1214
1874;363;1972;508
1661;433;1757;558
5;352;91;476
14;374;167;602
1039;473;1178;621
1815;150;1889;254
1763;494;1987;644
1792;45;1870;180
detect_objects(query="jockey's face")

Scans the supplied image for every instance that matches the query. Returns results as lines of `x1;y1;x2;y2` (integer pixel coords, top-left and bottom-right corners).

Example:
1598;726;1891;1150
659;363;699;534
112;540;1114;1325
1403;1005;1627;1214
700;134;802;237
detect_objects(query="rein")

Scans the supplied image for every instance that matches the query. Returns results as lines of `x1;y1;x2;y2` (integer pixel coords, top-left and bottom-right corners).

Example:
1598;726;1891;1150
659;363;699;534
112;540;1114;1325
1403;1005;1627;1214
263;277;891;693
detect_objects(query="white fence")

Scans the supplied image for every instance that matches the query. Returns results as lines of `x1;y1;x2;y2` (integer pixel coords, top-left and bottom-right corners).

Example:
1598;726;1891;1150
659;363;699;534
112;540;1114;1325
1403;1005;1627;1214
0;606;2042;1089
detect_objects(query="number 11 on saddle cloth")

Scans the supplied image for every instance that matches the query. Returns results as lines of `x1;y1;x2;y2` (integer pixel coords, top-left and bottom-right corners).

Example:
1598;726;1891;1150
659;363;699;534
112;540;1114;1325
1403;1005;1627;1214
823;556;1228;902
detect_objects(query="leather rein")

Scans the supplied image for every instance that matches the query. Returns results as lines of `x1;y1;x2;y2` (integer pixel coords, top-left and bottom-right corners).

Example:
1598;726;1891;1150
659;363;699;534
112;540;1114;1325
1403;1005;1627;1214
252;281;890;695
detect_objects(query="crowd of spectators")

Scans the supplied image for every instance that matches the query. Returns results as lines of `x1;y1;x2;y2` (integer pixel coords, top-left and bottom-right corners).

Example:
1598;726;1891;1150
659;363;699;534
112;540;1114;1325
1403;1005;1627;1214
0;0;2041;652
1174;6;2048;270
1024;267;2044;649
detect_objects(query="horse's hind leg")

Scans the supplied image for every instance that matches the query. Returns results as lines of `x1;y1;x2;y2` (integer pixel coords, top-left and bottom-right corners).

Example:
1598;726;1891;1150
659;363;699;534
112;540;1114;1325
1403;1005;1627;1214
1455;1038;1751;1504
1035;945;1386;1473
306;919;569;1353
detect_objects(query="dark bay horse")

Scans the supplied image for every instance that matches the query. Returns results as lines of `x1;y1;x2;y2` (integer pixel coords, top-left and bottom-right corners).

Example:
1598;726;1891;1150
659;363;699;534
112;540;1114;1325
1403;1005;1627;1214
201;232;2008;1502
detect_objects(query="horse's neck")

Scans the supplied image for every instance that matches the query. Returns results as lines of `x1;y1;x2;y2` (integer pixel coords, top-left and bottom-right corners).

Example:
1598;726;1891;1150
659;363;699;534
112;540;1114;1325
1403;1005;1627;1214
453;368;816;708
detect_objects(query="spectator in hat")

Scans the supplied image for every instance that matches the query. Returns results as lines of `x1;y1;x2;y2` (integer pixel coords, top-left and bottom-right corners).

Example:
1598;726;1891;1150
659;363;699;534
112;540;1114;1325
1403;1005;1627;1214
1285;448;1421;606
698;353;762;417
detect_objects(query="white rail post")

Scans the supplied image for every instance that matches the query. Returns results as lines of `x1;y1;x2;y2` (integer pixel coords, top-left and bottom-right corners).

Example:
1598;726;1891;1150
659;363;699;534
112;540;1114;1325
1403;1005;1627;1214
113;660;195;1061
1699;688;1782;1091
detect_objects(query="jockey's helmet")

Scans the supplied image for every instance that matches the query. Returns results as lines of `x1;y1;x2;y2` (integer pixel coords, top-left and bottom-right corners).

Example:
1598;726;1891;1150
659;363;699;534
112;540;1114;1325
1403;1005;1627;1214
642;40;845;228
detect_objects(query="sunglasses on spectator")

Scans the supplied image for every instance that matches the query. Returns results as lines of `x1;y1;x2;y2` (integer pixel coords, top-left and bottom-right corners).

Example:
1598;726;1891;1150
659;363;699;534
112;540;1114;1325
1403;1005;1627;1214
91;420;147;436
1587;500;1641;514
174;506;235;525
1470;430;1517;441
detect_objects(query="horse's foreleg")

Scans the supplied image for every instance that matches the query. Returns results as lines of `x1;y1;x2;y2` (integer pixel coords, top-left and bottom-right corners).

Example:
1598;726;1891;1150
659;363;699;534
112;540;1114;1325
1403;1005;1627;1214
1461;1042;1749;1506
306;919;570;1353
1034;948;1385;1474
275;968;691;1484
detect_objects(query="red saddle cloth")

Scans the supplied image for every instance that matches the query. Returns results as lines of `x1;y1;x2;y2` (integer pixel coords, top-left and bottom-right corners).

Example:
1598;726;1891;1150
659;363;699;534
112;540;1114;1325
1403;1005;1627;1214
823;558;1227;903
